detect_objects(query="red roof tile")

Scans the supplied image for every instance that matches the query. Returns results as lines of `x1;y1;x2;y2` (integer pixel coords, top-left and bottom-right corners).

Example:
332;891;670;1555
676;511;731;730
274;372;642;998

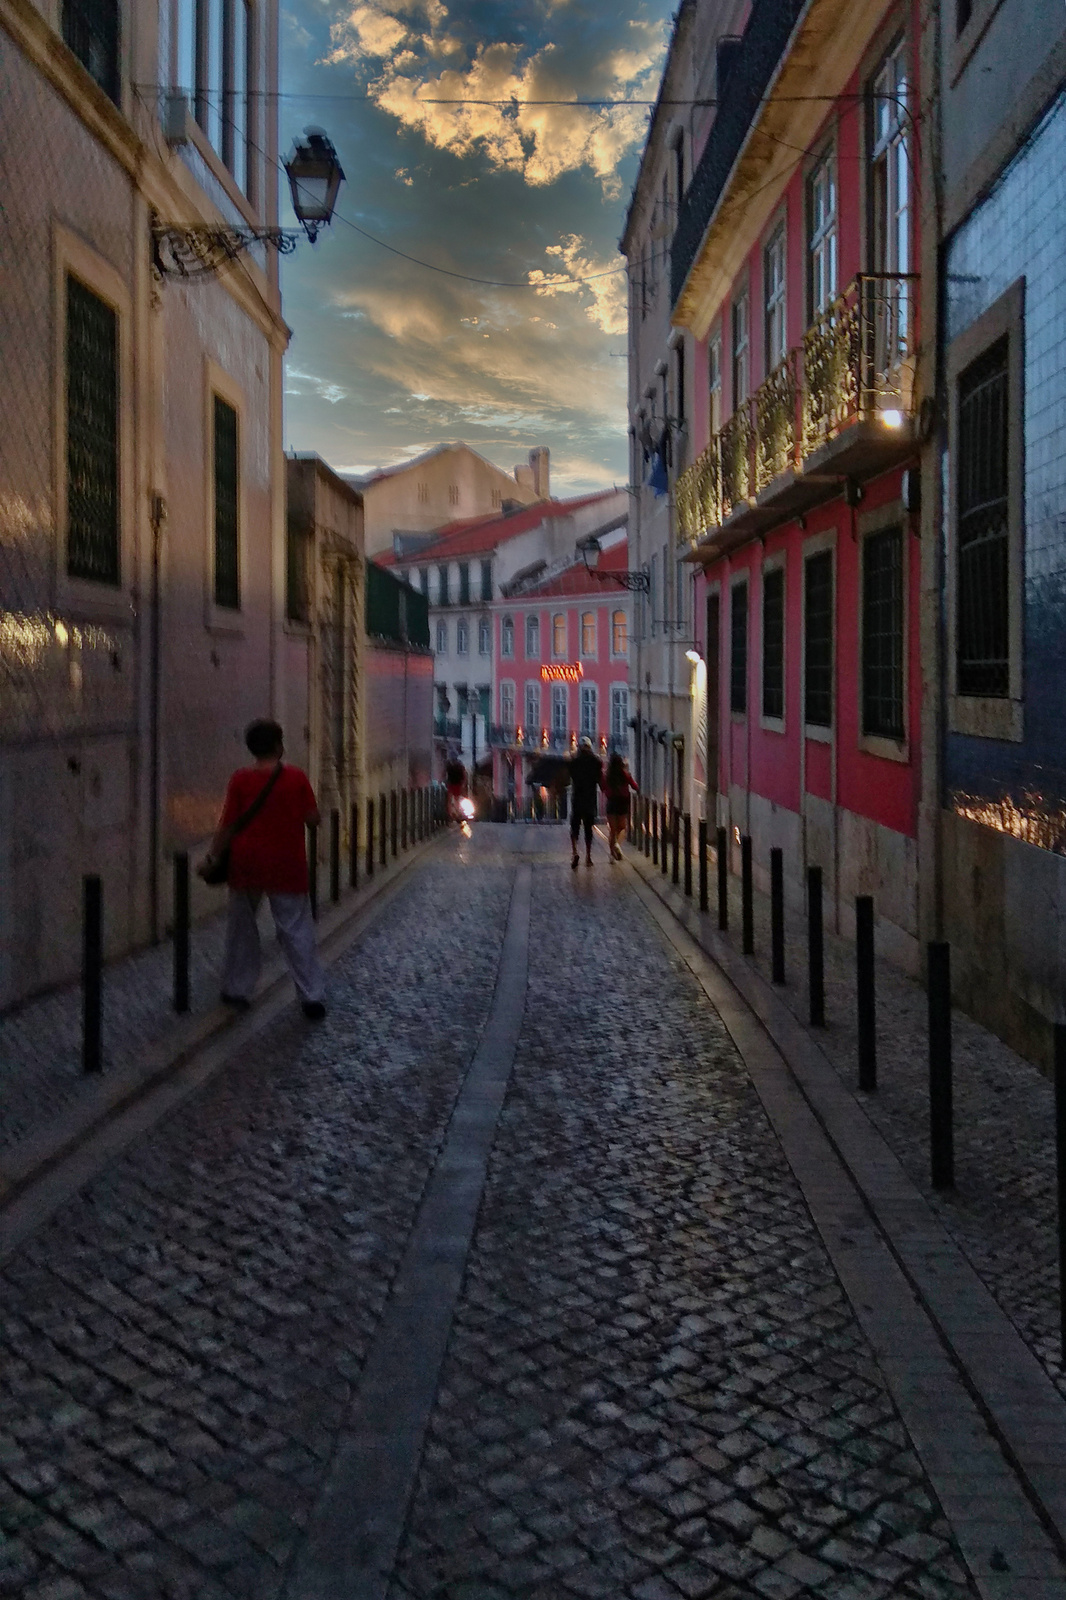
512;540;630;600
376;491;620;566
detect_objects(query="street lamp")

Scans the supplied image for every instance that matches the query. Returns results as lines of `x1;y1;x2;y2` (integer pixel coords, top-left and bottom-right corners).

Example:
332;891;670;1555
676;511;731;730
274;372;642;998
284;129;346;244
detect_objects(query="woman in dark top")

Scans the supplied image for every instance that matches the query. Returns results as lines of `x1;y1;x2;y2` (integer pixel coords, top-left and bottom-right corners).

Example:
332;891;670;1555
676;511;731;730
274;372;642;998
602;752;638;861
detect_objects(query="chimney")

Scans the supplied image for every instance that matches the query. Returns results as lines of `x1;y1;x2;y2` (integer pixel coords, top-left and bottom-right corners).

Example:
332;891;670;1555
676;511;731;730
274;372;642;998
528;447;550;500
513;462;535;495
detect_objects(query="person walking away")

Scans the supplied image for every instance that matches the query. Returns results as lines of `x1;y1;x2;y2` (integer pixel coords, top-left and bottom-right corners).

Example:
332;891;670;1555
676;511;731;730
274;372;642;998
603;752;638;861
200;719;327;1019
445;755;467;824
568;736;603;870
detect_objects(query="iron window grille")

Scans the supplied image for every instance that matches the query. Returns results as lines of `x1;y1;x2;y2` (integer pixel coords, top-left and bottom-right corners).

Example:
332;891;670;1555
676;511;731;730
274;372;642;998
862;526;904;738
66;276;119;585
762;567;785;720
730;583;748;714
63;0;119;103
804;550;833;726
213;397;239;609
956;337;1010;696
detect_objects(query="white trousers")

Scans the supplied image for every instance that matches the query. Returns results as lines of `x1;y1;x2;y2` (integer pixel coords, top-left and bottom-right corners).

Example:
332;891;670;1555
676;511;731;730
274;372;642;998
221;890;326;1005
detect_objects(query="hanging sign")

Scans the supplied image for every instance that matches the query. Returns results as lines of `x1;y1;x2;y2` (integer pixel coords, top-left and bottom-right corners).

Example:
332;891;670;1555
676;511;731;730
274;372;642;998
540;663;583;683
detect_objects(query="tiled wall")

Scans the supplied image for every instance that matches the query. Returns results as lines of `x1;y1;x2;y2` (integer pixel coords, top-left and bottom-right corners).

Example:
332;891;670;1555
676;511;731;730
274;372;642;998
944;92;1066;855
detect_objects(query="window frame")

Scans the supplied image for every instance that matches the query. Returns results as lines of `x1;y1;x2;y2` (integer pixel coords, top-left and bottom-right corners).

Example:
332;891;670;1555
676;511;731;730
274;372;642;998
801;532;836;740
807;142;839;322
437;564;450;606
525;679;541;732
456;616;469;656
552;612;567;658
611;609;628;659
436;618;448;655
763;220;788;375
731;284;750;409
610;683;630;742
458;562;470;605
857;502;909;760
707;326;723;438
580;681;598;738
480;560;492;602
64;274;121;589
580;610;597;659
203;359;246;632
525;611;540;660
729;577;749;718
759;556;786;732
551;681;568;735
478;616;491;656
63;0;120;104
499;679;516;728
500;614;514;659
946;278;1024;741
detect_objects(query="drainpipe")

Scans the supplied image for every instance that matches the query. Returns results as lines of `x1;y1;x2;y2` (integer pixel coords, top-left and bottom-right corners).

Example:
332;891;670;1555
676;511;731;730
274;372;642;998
148;493;166;942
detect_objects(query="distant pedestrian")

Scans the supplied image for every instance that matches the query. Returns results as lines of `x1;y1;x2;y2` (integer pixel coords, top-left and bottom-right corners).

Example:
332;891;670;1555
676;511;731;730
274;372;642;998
445;755;467;824
568;736;603;870
199;719;327;1020
602;752;638;861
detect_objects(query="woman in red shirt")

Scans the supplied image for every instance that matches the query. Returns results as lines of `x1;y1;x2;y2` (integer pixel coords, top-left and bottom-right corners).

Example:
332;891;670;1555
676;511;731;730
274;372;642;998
602;752;639;861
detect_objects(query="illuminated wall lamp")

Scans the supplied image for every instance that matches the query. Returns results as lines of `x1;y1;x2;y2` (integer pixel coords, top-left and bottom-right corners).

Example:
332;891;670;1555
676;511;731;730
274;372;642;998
881;408;904;429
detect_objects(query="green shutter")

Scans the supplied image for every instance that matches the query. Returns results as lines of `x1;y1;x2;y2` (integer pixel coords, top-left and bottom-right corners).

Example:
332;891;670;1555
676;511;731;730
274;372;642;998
213;397;240;609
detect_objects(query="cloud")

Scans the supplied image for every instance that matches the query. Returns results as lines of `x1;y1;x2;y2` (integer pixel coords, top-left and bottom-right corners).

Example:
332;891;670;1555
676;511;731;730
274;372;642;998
527;235;627;336
323;1;665;196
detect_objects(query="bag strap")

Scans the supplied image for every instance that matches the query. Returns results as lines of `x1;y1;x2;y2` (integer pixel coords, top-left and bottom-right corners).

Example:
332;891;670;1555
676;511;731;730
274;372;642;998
221;762;284;847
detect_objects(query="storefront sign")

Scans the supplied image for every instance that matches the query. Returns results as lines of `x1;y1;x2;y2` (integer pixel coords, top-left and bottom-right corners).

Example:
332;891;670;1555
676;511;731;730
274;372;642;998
540;663;583;683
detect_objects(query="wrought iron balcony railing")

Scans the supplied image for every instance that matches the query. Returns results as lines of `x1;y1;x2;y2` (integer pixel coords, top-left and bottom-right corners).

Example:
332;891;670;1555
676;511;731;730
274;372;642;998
675;275;916;545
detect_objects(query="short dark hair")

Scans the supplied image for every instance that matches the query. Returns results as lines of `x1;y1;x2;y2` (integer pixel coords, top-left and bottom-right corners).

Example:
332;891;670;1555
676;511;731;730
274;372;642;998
246;719;284;758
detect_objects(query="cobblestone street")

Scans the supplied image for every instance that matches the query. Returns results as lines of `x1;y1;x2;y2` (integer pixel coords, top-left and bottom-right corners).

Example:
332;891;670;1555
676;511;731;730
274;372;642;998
1;828;1063;1600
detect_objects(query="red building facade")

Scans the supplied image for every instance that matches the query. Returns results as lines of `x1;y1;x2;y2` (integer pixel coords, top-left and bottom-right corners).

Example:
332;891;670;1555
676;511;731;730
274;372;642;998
650;0;926;964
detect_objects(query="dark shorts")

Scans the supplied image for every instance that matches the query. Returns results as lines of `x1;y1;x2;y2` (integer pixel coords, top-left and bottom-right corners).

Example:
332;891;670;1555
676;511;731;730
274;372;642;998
605;797;630;818
570;805;596;844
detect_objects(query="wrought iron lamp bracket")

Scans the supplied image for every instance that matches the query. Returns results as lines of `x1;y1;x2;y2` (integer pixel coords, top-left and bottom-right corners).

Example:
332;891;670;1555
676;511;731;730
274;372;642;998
579;540;649;593
152;222;300;279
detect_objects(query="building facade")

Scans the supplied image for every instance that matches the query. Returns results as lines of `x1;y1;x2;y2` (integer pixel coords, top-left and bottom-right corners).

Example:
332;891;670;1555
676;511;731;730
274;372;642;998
348;443;549;559
490;535;633;811
922;2;1066;1062
0;0;289;1007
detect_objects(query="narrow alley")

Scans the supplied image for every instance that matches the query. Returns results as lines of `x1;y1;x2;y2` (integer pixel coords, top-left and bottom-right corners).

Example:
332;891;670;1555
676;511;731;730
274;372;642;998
3;826;1064;1600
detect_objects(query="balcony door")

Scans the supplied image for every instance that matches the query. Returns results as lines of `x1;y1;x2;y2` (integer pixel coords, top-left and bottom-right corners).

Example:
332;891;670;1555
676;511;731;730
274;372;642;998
870;39;911;380
705;593;720;815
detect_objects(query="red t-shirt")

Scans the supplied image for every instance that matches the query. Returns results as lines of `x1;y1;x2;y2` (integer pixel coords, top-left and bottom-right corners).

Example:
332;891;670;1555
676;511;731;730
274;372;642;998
220;764;317;894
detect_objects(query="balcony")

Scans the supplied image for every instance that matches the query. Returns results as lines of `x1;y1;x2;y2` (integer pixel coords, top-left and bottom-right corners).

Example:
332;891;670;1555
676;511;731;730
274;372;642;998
676;276;917;554
433;717;462;742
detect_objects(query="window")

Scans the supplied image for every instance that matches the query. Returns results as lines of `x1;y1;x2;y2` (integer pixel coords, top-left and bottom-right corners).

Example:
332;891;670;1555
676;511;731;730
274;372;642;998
525;613;540;658
862;526;904;739
501;615;514;658
708;332;723;436
184;0;253;187
808;149;838;317
418;481;429;503
662;544;670;625
611;685;629;741
438;564;450;605
552;682;567;734
66;275;119;585
500;681;515;727
956;0;972;31
731;289;750;408
762;566;785;721
436;619;448;654
458;562;470;604
764;225;787;372
676;559;686;630
804;550;833;727
673;340;686;430
580;611;596;656
956;338;1009;696
871;41;910;363
63;0;119;101
456;617;469;655
580;683;598;737
525;681;541;730
650;553;659;635
730;582;748;714
213;396;239;609
419;566;429;594
478;617;490;656
552;612;567;657
448;484;459;506
480;560;492;601
611;610;628;656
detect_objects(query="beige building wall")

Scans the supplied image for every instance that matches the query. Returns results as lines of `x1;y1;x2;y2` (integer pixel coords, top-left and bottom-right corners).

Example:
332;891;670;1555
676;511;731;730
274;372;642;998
353;444;549;556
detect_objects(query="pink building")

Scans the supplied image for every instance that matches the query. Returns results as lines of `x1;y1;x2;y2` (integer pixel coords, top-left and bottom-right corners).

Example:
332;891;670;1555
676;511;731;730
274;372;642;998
491;541;632;809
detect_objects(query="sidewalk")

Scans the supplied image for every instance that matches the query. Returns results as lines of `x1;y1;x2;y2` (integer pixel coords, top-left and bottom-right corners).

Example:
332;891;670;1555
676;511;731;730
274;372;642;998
0;830;442;1191
624;831;1064;1405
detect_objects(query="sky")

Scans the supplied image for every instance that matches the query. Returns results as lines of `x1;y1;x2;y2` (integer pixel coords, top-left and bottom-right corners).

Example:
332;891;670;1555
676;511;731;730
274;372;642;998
278;0;673;495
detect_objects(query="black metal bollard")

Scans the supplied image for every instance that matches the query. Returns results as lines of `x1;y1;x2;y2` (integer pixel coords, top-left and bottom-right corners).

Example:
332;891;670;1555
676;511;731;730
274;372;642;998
741;835;754;954
308;824;319;920
173;853;190;1013
350;802;360;891
717;826;729;931
366;798;375;877
1049;1024;1056;1363
698;819;708;913
662;805;670;877
928;942;954;1190
671;808;680;885
856;896;877;1091
808;866;825;1026
401;789;408;851
82;875;102;1074
644;798;651;858
330;809;341;904
684;813;692;898
652;802;659;866
770;847;785;985
379;793;387;866
390;790;398;858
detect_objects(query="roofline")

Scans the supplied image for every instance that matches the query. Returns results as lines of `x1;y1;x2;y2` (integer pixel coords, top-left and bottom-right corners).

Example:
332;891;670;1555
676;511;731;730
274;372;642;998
286;451;364;509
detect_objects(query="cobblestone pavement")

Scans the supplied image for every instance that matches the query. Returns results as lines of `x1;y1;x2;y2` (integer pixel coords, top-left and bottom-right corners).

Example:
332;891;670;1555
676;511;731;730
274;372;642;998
646;848;1064;1402
0;910;229;1150
0;858;513;1599
390;837;977;1600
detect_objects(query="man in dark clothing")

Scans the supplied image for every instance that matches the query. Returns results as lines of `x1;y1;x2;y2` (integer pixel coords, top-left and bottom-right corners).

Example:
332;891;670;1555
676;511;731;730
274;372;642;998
568;736;603;869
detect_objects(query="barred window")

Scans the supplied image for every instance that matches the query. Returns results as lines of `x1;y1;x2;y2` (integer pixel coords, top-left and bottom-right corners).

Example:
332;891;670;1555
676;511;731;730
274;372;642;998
762;567;785;720
730;582;748;715
804;550;833;727
862;526;904;738
213;396;240;609
957;338;1009;696
63;0;119;102
66;276;119;585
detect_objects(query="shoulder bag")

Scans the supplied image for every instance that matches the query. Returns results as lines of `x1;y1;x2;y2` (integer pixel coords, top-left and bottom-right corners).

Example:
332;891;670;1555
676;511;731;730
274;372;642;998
198;763;284;886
